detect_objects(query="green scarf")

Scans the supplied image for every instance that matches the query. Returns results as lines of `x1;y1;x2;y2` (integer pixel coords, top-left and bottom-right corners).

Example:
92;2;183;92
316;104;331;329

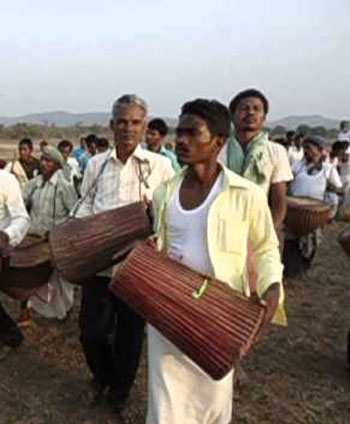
227;130;269;185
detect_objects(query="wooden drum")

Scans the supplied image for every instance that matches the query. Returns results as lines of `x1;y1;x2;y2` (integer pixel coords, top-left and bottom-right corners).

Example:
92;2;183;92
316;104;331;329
338;227;350;258
49;202;152;285
110;242;266;380
285;196;331;237
0;234;52;300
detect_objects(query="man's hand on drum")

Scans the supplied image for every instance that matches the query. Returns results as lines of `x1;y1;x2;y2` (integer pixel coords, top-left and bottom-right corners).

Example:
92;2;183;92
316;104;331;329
253;283;280;343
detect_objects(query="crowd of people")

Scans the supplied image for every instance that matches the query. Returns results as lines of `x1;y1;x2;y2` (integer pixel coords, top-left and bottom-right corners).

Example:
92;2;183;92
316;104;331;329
0;90;349;424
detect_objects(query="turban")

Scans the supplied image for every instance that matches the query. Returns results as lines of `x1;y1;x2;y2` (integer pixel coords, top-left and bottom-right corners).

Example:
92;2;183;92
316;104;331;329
42;146;65;168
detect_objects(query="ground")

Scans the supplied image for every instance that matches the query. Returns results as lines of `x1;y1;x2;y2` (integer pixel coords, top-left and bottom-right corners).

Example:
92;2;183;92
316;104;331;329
1;221;350;424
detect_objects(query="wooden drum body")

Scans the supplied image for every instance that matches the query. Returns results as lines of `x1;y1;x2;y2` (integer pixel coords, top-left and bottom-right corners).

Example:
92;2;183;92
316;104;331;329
285;196;331;237
110;243;266;380
338;227;350;258
0;234;52;300
49;202;151;285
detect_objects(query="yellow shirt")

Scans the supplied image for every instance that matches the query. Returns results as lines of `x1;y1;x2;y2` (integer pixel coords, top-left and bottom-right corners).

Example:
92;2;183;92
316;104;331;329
152;165;286;325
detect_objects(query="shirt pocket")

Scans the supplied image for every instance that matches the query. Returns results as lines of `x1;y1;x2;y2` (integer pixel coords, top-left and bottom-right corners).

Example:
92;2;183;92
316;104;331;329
218;213;248;254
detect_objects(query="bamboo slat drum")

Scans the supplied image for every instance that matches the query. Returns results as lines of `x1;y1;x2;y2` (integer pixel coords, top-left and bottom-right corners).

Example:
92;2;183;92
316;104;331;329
49;202;152;285
109;242;266;380
285;196;331;237
0;234;52;300
338;227;350;258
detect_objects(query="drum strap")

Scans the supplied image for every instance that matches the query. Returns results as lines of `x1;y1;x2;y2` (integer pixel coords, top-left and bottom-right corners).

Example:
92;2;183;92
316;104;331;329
135;157;151;201
71;155;111;217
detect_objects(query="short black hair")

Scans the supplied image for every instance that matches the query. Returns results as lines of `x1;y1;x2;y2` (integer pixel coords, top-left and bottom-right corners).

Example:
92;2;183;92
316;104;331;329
286;130;295;138
57;139;73;152
96;137;110;149
19;137;33;150
85;134;97;146
332;140;349;152
148;118;168;136
180;99;231;139
229;88;269;115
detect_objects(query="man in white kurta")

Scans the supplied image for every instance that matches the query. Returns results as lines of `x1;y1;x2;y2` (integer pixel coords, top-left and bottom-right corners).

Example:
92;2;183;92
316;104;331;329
148;99;285;424
76;95;174;411
0;170;30;347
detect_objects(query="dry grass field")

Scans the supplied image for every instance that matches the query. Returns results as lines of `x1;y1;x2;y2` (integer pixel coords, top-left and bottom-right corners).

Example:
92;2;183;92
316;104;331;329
0;139;66;162
0;222;350;424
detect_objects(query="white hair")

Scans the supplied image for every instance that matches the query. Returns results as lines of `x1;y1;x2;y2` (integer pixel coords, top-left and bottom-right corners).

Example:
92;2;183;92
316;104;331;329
111;94;148;118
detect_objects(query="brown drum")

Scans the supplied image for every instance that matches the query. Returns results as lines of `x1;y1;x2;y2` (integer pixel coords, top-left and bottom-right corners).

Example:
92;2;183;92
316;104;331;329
0;234;52;300
338;227;350;258
110;243;266;380
49;202;152;285
285;196;331;237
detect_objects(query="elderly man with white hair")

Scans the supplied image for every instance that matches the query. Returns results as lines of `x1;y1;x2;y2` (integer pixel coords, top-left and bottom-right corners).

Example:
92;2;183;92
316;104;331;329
75;94;174;412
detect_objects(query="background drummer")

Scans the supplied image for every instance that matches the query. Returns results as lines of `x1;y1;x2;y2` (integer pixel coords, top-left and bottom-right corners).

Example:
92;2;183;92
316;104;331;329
283;135;343;279
20;146;78;325
220;88;293;230
0;169;30;348
149;99;285;424
75;94;174;413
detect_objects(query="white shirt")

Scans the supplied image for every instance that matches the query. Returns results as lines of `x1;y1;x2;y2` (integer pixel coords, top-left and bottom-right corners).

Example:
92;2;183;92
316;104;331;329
75;145;174;218
0;170;30;246
147;172;233;424
167;173;222;274
337;158;350;187
219;140;293;195
289;159;342;201
288;145;304;167
338;130;350;142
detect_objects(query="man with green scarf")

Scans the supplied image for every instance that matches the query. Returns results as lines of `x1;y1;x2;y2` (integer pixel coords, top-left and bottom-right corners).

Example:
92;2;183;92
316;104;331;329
220;89;292;229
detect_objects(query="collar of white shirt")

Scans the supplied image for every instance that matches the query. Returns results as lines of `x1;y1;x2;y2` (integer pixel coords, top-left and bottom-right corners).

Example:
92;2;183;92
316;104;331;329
109;144;149;164
35;170;61;188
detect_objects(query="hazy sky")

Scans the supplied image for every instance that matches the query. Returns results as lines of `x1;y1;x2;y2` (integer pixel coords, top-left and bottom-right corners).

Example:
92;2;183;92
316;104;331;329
0;0;349;120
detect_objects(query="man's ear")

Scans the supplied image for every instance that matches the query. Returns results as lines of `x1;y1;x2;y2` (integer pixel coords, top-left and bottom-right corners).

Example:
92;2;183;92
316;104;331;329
214;135;225;152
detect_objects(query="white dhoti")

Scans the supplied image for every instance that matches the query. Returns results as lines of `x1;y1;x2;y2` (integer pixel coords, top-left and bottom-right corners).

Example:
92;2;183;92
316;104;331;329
28;270;75;320
146;325;233;424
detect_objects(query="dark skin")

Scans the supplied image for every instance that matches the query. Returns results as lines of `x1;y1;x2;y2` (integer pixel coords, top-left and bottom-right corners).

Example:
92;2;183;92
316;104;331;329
59;146;72;162
175;113;280;342
40;155;61;182
303;142;344;195
232;96;287;229
110;104;147;164
146;129;164;153
19;144;34;163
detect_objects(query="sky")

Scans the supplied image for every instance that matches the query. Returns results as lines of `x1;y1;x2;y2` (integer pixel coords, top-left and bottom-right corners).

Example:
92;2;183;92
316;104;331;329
0;0;349;120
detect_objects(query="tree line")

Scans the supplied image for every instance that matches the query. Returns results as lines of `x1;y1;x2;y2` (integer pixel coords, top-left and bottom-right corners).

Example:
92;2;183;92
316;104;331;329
0;121;339;141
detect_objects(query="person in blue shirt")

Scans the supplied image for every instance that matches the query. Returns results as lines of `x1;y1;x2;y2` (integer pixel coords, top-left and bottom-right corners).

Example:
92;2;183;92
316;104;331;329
146;118;181;171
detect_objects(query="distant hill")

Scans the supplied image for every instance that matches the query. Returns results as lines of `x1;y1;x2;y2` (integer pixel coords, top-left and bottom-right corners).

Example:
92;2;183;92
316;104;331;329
268;115;339;130
0;111;177;128
0;111;341;130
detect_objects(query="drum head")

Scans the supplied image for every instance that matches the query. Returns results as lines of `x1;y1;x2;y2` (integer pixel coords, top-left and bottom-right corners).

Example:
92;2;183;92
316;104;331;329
10;234;51;268
287;196;330;212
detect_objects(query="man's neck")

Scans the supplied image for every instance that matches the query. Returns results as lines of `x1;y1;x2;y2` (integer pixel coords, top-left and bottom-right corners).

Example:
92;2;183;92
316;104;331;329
185;159;221;187
20;157;32;164
235;129;262;150
116;145;137;164
43;171;55;182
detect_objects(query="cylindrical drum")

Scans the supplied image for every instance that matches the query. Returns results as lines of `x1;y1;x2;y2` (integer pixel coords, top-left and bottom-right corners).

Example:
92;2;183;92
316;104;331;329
49;202;151;285
0;234;52;300
109;242;266;380
338;227;350;258
285;196;331;237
